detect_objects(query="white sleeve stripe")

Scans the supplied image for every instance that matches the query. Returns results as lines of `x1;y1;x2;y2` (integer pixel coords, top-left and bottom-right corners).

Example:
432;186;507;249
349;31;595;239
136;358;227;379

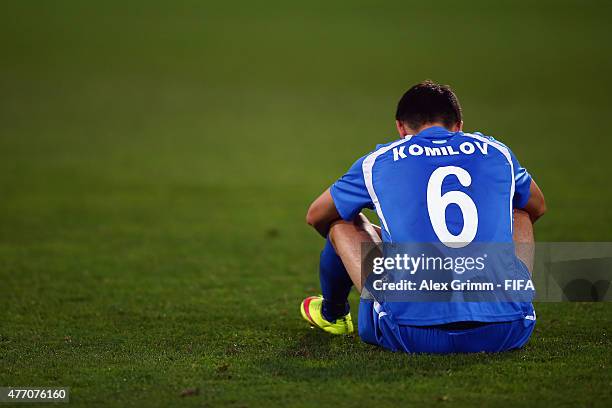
463;133;515;232
361;136;413;241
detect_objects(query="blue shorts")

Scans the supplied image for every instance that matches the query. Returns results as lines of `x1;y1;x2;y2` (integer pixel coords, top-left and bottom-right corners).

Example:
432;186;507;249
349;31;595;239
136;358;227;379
358;300;536;354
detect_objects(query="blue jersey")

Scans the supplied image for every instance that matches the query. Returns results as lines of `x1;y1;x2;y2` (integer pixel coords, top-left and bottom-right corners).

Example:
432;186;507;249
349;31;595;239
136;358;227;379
330;126;535;325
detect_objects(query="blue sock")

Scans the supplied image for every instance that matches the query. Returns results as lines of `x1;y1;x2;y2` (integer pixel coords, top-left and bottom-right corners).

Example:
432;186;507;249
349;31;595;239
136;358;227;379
319;238;352;322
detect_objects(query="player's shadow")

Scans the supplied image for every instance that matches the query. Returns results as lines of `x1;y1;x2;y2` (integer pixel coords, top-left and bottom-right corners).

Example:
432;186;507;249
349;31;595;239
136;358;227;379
280;329;339;359
259;327;524;383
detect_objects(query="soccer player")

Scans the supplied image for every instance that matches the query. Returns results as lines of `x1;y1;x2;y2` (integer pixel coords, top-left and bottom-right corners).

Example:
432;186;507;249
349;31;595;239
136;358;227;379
300;81;547;353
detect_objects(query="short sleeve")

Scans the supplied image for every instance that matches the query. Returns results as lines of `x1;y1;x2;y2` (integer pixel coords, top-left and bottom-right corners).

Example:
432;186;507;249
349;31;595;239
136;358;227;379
476;133;532;209
509;148;532;209
329;156;374;221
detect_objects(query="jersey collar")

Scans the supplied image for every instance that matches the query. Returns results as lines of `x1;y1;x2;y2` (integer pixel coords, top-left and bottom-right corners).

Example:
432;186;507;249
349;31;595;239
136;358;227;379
414;126;457;139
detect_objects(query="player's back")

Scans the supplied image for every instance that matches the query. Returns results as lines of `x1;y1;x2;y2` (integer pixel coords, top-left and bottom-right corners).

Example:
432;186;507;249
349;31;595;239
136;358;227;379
368;126;515;245
358;126;534;325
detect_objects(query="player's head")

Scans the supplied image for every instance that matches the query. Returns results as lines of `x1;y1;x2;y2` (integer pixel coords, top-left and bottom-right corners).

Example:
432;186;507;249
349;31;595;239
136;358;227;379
395;80;463;136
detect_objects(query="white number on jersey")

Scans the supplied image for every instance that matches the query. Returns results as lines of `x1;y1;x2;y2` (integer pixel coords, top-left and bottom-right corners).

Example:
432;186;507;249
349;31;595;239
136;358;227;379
426;166;478;248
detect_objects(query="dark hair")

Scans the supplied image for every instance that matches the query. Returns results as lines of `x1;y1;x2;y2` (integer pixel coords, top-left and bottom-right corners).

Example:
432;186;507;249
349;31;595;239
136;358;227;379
395;80;462;130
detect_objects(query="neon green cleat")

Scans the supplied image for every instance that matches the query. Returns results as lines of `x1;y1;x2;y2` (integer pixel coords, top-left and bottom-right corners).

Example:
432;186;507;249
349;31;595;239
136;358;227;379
300;295;354;335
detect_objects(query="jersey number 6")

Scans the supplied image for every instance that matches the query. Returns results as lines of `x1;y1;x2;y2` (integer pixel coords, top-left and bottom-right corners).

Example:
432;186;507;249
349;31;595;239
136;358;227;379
426;166;478;248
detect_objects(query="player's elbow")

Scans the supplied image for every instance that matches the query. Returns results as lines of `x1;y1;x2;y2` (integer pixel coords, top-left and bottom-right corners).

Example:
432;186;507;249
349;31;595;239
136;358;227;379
533;199;547;222
306;202;333;237
524;181;547;223
306;210;315;227
305;203;320;228
306;189;341;237
528;196;547;223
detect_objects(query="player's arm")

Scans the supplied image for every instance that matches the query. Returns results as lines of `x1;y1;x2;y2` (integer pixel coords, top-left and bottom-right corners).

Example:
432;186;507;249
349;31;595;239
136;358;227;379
521;179;546;223
306;190;382;239
513;208;535;272
306;188;342;237
513;180;545;273
507;143;546;224
307;154;375;237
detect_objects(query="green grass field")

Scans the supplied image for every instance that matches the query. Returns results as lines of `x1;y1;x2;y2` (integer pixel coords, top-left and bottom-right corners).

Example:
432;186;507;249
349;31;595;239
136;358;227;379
1;1;611;406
